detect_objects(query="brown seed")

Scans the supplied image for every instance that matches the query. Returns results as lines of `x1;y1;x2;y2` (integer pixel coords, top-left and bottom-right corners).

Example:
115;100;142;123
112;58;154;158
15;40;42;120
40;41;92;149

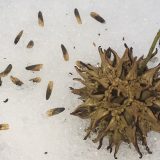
46;81;53;100
0;64;12;77
61;44;69;61
38;11;44;27
74;8;82;24
46;108;65;117
90;12;105;23
27;40;34;48
14;30;23;44
29;77;41;83
10;76;24;86
25;64;43;71
0;124;9;130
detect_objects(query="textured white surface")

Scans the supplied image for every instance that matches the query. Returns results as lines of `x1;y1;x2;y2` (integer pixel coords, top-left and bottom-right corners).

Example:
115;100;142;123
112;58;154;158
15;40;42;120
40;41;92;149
0;0;160;160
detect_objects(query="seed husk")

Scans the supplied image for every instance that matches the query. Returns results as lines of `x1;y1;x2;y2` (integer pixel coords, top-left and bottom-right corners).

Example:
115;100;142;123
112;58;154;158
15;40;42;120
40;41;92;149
0;124;9;130
46;108;65;117
10;76;24;86
38;11;44;27
74;8;82;24
14;30;23;44
90;12;105;23
46;81;53;100
27;40;34;48
61;44;69;61
29;77;41;83
25;64;43;71
0;64;12;77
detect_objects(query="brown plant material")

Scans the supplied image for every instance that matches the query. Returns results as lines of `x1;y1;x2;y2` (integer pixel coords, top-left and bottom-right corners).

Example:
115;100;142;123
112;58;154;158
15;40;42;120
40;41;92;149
71;30;160;159
74;8;82;24
14;30;23;44
27;40;34;48
90;12;105;23
46;81;53;100
0;64;12;77
0;124;9;130
25;64;43;71
61;44;69;61
46;107;65;117
38;11;44;27
10;76;24;86
29;77;41;83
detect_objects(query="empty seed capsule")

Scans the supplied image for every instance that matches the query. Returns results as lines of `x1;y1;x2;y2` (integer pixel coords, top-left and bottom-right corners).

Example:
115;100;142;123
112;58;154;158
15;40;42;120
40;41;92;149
10;76;24;86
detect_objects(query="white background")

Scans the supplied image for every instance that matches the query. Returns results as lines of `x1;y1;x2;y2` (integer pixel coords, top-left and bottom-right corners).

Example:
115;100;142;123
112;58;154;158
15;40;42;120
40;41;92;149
0;0;160;160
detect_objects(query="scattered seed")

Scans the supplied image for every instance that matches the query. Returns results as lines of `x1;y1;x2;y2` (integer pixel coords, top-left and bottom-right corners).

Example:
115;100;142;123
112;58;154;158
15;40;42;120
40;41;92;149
122;37;125;41
90;12;105;23
14;30;23;44
0;124;9;130
46;81;53;100
0;64;12;77
46;107;65;117
29;77;41;83
25;64;43;71
27;40;34;48
61;44;69;61
3;98;8;103
98;33;101;36
93;42;96;47
69;72;73;75
0;78;2;86
10;76;24;86
38;11;44;27
74;8;82;24
44;152;48;155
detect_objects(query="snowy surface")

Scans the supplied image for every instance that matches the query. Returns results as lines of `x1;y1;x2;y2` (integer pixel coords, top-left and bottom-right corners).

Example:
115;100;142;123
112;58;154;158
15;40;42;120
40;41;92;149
0;0;160;160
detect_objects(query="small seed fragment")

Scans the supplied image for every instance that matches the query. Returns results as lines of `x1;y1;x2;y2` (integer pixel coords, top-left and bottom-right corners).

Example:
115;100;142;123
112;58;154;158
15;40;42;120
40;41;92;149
29;77;41;83
14;30;23;44
10;76;24;86
61;44;69;61
0;64;12;77
3;98;8;103
27;40;34;48
38;11;44;27
0;124;9;130
25;64;43;71
46;108;65;117
46;81;53;100
90;12;105;23
74;8;82;24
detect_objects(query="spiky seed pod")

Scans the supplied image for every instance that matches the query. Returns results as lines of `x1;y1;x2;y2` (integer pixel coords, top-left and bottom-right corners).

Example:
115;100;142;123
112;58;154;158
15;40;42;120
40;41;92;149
71;31;160;159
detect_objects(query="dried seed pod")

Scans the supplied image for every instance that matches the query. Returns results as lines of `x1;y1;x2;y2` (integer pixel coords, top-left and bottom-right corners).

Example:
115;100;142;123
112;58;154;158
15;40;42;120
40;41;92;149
71;30;160;158
90;12;105;23
27;40;34;48
0;64;12;77
10;76;24;86
25;64;43;71
61;44;69;61
46;107;65;117
0;124;9;130
29;77;41;83
46;81;53;100
14;30;23;44
74;8;82;24
38;11;44;27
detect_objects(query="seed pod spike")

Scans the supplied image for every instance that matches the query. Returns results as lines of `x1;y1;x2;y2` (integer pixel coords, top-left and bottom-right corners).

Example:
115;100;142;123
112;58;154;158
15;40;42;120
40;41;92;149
74;8;82;24
14;30;23;44
46;81;53;100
